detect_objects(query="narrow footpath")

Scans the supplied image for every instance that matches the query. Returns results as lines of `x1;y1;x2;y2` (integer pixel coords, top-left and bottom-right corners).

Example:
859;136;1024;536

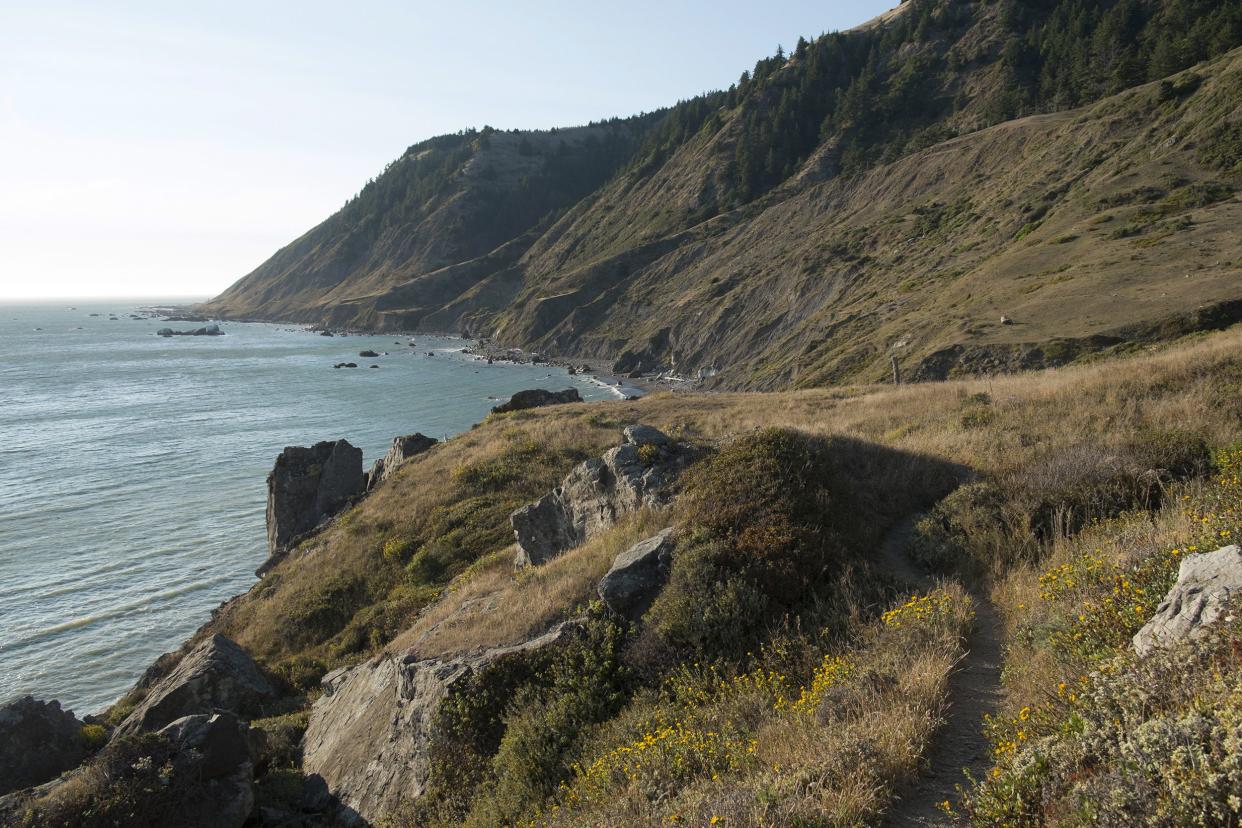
876;519;1005;827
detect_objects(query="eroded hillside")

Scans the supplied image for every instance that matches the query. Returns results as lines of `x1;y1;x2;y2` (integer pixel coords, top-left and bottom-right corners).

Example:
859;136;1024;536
204;0;1242;389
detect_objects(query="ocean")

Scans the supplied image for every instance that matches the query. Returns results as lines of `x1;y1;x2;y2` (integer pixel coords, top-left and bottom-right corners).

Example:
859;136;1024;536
0;300;614;715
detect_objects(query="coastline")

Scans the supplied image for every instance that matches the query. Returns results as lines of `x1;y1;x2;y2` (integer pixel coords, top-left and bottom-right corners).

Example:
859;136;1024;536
186;306;707;399
0;304;622;716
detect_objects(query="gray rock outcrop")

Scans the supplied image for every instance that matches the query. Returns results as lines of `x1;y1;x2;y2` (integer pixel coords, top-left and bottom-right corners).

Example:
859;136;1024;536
1133;545;1242;657
598;529;676;620
0;712;254;827
367;433;438;490
265;439;364;557
157;323;222;336
0;696;89;795
511;425;685;568
491;387;581;414
114;634;276;737
302;621;580;823
158;713;254;826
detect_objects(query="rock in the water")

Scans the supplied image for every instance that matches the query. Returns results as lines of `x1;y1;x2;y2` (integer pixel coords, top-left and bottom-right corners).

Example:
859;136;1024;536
265;439;364;559
114;634;276;737
303;621;580;823
0;696;89;795
491;387;581;415
359;350;379;358
157;323;222;337
158;713;254;827
1133;545;1242;657
598;529;676;620
366;433;438;490
511;425;684;567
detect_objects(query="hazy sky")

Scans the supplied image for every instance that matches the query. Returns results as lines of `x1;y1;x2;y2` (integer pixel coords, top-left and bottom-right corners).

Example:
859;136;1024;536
0;0;895;300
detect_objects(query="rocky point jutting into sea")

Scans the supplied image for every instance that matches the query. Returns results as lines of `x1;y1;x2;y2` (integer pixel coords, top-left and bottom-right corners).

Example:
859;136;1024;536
0;303;617;718
0;381;644;822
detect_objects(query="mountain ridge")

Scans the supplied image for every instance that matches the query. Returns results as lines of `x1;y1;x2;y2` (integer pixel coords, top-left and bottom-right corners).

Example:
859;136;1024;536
203;0;1242;388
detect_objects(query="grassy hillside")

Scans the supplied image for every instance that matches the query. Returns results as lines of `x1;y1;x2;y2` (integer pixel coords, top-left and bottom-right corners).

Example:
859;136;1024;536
204;0;1242;390
203;119;661;323
52;323;1234;826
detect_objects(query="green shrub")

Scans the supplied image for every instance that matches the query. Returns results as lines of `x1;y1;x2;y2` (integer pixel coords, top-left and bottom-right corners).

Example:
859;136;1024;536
912;482;1024;576
913;431;1209;577
961;446;1242;824
249;708;310;774
960;406;996;429
643;429;846;662
964;616;1242;826
463;611;630;827
407;496;515;583
452;439;586;494
410;610;630;828
274;654;330;692
12;731;232;827
79;723;108;750
382;535;414;562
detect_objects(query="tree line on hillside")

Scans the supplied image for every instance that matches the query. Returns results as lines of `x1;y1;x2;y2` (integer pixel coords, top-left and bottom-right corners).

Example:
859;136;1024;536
320;114;662;265
317;0;1242;259
630;0;1242;209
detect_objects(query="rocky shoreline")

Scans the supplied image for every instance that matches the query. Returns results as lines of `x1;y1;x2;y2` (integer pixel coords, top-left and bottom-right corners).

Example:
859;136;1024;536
0;385;605;824
179;304;701;397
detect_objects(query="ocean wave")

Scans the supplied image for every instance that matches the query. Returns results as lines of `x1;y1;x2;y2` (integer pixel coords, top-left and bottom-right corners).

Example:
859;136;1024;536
0;579;221;653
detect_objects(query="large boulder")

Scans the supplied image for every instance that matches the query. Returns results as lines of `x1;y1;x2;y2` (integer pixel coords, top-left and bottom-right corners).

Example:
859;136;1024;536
303;621;580;823
158;713;254;826
0;696;89;795
491;387;581;415
511;425;685;568
0;712;254;827
598;529;676;620
114;634;276;737
265;439;364;557
1133;545;1242;657
366;433;438;490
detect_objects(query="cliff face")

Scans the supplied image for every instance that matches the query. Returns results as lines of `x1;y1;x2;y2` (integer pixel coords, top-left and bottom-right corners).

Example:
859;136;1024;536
204;0;1242;388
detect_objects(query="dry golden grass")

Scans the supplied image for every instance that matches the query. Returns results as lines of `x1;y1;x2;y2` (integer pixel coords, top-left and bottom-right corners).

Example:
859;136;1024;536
990;475;1211;717
202;324;1241;690
208;410;623;679
531;583;974;828
396;508;669;658
627;326;1242;471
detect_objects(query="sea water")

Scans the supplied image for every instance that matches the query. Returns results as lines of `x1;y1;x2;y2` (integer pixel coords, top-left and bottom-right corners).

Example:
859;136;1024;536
0;300;614;715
